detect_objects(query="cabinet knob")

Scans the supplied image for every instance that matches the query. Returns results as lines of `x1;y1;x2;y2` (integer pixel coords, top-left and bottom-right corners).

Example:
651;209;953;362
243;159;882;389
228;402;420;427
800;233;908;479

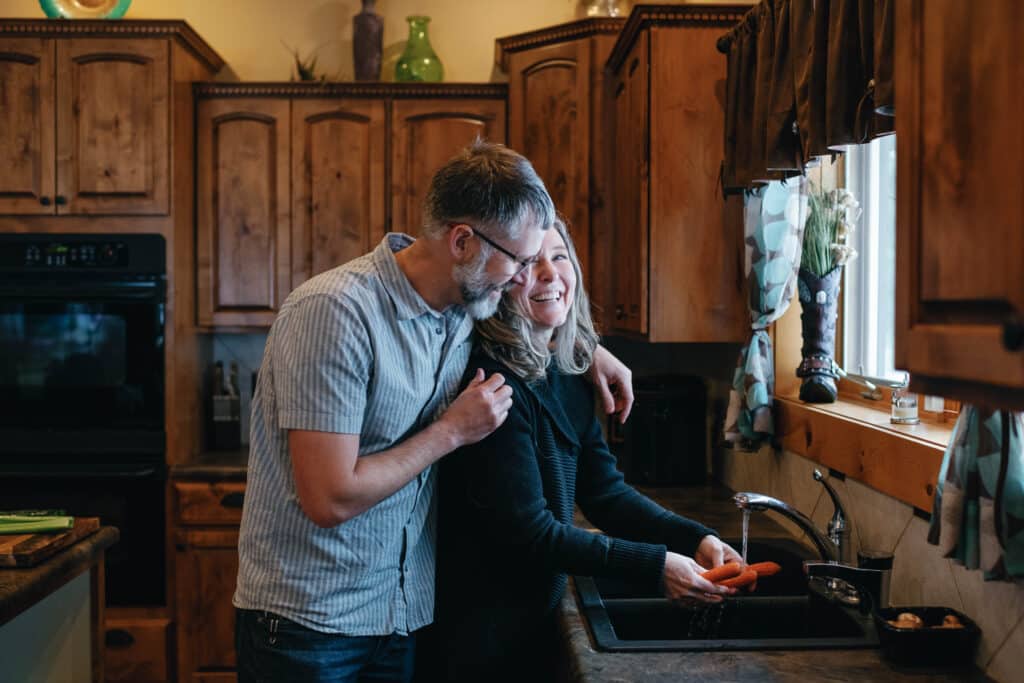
615;305;625;320
1004;317;1024;352
220;491;245;508
54;195;67;206
105;629;135;649
39;196;51;206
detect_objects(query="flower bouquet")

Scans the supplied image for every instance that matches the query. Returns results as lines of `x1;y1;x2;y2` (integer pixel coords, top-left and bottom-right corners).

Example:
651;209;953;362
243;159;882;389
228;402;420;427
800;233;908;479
796;186;860;403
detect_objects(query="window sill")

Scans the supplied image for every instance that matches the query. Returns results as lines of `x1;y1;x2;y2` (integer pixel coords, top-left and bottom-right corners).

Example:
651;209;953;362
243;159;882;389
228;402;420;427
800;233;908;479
773;392;950;512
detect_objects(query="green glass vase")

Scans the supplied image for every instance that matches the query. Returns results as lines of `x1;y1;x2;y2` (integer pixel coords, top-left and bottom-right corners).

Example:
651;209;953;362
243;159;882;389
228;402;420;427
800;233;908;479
395;16;444;83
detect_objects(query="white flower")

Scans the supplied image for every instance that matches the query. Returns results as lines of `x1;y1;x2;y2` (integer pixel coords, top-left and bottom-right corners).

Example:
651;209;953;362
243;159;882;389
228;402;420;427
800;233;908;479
831;244;858;266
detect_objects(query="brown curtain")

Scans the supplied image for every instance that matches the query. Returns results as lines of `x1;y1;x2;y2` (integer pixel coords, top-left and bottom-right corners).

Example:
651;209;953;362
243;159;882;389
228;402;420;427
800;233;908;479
719;0;895;191
765;0;802;172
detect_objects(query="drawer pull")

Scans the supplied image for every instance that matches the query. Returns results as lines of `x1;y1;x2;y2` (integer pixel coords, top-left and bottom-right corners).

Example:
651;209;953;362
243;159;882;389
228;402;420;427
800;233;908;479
1004;317;1024;352
220;491;245;508
105;628;135;649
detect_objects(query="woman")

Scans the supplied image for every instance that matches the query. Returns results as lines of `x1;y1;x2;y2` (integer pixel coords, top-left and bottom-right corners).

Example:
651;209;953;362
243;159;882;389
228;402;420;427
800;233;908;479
431;220;742;681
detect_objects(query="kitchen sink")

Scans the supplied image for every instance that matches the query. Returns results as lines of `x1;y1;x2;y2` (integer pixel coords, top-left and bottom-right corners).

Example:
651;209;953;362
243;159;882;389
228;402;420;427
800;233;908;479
574;537;879;652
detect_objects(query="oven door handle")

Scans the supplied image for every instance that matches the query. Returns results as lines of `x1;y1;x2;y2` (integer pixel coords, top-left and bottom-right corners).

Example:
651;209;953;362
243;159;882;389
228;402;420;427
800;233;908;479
0;281;165;301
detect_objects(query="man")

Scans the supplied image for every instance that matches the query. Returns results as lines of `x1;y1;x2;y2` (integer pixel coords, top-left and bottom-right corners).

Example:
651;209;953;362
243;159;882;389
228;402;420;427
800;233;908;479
233;141;633;682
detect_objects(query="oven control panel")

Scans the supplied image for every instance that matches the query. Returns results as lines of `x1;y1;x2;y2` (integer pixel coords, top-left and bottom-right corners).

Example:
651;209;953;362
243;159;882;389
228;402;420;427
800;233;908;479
0;234;164;273
18;241;126;268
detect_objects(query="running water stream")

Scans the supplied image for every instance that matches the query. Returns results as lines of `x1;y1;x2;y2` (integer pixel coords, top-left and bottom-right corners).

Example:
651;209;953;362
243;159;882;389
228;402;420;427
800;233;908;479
741;509;750;564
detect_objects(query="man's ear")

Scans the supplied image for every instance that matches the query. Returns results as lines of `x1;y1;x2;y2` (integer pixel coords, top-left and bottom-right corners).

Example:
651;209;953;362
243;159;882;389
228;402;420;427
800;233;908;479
448;223;475;263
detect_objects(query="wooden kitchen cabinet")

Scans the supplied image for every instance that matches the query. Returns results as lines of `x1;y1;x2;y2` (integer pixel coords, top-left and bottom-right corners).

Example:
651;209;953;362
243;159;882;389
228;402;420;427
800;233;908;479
195;84;507;328
895;0;1024;409
0;36;169;215
390;98;506;237
604;6;749;342
0;37;55;215
196;97;292;328
173;481;245;683
291;99;387;290
497;19;624;325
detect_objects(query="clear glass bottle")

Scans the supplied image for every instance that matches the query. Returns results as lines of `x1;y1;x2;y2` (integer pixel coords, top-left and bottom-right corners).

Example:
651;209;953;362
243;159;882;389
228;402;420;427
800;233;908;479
891;385;919;424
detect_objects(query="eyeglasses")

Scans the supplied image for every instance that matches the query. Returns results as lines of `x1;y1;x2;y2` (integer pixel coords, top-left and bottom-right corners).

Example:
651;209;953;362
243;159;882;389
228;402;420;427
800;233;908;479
448;223;536;275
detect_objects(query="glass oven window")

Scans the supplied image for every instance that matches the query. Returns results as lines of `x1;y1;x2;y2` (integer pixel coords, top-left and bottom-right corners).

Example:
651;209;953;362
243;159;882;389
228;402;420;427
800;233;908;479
0;299;164;429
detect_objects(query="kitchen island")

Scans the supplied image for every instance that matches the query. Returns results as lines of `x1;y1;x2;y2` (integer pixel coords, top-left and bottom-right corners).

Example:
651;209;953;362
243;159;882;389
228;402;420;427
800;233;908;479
559;485;991;682
0;525;118;683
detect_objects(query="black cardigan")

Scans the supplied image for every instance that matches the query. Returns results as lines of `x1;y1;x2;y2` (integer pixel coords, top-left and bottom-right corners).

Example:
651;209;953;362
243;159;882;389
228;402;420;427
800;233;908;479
435;351;718;621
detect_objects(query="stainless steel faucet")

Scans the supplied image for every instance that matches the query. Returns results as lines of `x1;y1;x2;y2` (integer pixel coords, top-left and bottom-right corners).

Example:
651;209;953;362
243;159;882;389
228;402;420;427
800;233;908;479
734;469;892;609
732;491;839;562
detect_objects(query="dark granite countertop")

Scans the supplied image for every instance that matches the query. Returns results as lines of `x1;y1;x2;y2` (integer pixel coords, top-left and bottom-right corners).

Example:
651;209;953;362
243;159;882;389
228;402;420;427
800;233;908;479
0;526;118;627
560;485;991;682
170;448;249;481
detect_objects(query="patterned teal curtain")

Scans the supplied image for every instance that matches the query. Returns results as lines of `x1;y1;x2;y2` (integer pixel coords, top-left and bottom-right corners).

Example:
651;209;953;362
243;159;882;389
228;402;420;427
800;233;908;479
723;178;808;448
929;407;1024;580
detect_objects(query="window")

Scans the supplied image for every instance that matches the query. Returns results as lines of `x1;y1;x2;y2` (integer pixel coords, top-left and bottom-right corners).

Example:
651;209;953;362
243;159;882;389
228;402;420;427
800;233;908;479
841;135;900;382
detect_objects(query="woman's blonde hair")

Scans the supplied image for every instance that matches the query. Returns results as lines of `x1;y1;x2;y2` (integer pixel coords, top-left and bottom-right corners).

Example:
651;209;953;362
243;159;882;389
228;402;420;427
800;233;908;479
474;218;599;381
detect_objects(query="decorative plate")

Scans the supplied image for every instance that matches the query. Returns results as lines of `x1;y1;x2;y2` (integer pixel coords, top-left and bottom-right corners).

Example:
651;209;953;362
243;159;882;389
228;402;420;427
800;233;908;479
38;0;132;19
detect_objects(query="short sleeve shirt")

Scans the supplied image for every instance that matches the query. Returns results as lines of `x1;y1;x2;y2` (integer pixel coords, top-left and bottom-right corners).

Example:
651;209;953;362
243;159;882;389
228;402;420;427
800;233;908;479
233;234;474;635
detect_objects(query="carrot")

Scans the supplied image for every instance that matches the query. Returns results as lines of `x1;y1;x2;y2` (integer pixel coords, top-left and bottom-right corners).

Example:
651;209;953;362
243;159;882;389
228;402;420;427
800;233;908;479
700;561;742;583
717;568;758;589
747;561;782;577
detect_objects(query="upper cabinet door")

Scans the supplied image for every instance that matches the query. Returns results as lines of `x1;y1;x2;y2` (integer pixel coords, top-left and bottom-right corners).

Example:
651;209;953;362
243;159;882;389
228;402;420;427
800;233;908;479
610;33;649;336
895;0;1024;402
196;98;291;328
390;99;506;236
56;38;169;215
0;38;55;214
291;99;386;290
508;41;592;282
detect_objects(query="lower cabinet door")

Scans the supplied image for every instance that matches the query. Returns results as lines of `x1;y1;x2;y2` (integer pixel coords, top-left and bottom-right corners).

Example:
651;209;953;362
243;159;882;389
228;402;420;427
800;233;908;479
104;611;171;683
176;528;240;680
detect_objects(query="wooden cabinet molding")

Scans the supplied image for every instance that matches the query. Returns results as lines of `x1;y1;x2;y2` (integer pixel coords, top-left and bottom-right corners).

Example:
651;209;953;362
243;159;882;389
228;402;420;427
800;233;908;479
604;5;750;342
894;0;1024;409
0;19;224;73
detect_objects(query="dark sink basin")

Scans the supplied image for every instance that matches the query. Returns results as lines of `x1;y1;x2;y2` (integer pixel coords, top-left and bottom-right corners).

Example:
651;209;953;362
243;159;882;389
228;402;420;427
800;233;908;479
574;537;879;652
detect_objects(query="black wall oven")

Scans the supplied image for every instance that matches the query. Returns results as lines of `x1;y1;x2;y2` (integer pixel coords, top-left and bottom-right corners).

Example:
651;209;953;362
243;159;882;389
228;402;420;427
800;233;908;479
0;234;167;606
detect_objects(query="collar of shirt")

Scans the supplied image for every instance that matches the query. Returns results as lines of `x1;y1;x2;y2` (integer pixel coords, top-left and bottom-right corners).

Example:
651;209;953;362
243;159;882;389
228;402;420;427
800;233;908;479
374;233;440;322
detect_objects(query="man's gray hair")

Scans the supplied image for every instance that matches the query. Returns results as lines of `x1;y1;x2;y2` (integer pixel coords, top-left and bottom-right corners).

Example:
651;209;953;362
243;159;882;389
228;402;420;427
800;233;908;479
421;139;556;240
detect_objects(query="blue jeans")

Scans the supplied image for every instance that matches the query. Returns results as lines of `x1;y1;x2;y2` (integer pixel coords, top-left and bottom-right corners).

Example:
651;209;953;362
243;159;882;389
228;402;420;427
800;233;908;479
235;609;416;683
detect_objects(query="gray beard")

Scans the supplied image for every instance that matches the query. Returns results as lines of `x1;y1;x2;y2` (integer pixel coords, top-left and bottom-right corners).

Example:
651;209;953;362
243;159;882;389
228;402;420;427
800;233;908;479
455;257;502;321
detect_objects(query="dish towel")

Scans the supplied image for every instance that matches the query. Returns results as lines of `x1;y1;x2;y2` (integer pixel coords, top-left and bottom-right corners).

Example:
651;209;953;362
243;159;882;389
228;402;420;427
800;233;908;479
723;177;807;449
928;407;1024;580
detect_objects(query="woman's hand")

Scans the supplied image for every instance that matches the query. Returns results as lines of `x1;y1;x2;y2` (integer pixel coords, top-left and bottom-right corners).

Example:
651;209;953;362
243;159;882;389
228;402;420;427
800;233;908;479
663;552;735;604
694;535;743;569
589;345;634;423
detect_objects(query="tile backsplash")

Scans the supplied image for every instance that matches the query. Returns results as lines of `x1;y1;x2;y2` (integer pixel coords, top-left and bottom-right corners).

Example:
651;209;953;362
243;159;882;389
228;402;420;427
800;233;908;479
716;447;1024;682
209;333;269;445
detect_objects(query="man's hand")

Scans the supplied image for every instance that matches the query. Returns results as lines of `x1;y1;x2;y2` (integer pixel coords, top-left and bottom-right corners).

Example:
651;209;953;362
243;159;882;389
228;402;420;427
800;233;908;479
589;345;634;424
694;535;744;569
663;552;735;604
436;369;514;449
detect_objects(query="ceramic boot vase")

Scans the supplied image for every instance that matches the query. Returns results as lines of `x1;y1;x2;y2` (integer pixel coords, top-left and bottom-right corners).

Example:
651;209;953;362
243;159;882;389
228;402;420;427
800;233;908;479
796;267;842;403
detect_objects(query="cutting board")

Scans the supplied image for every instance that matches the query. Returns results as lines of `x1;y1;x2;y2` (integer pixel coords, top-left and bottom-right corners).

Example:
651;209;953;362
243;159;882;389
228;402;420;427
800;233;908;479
0;517;101;568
